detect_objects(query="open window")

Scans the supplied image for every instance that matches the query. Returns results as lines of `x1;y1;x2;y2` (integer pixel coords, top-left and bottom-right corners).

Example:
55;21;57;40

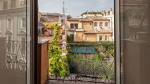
38;0;116;84
0;0;149;84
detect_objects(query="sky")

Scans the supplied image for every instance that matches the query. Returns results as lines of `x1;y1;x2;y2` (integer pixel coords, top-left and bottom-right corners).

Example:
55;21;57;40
39;0;114;17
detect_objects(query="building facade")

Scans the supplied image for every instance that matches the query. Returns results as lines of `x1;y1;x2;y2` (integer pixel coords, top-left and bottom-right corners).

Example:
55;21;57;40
39;12;66;25
81;9;114;40
67;12;113;42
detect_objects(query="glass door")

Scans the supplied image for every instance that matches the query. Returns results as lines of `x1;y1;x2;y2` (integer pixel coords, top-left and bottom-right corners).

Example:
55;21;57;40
0;0;33;84
120;0;150;84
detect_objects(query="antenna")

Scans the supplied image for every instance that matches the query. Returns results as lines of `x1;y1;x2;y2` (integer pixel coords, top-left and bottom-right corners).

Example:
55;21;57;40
62;0;65;15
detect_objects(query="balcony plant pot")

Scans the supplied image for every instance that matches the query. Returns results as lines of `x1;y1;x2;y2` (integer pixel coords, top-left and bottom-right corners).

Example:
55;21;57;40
43;31;49;36
43;28;53;37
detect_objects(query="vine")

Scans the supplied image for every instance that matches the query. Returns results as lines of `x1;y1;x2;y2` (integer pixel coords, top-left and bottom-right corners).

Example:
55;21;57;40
48;24;69;78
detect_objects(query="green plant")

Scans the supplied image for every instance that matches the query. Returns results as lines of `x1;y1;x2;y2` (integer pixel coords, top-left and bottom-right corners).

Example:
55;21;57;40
67;34;74;43
48;24;69;77
97;42;114;57
66;41;115;81
100;62;115;81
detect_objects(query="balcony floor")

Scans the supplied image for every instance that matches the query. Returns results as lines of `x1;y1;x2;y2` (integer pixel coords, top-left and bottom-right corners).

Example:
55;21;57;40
48;80;107;84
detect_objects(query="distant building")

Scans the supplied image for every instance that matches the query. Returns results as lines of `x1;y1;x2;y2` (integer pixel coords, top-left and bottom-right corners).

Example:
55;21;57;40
81;9;114;40
39;12;65;24
38;12;67;35
67;15;113;42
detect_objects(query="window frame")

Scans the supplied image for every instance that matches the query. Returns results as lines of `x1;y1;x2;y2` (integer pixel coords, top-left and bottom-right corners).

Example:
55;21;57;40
70;23;78;29
7;18;12;29
11;0;16;8
99;22;103;27
3;1;8;9
105;22;109;27
94;22;98;27
21;17;26;28
99;35;102;41
34;0;122;84
115;0;121;84
20;0;26;7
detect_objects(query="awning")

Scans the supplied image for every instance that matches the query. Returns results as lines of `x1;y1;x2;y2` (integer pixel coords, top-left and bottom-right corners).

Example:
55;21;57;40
70;46;96;54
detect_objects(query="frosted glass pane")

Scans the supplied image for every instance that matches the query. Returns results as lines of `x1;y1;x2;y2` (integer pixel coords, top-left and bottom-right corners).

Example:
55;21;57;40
120;0;150;84
0;0;31;84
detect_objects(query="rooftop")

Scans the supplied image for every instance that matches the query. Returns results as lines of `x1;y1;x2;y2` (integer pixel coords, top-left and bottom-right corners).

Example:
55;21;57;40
67;17;109;22
41;12;64;16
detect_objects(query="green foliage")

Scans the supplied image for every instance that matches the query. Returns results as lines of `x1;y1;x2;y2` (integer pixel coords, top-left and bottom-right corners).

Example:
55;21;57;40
48;24;69;77
100;62;115;81
97;42;114;57
67;54;114;81
67;34;74;43
67;41;115;81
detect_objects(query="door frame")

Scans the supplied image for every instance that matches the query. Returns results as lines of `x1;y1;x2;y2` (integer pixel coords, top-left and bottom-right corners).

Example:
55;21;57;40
32;0;122;84
115;0;121;84
30;0;38;84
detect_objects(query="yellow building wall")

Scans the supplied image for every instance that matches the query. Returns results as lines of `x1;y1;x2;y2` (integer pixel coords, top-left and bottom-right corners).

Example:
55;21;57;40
84;34;97;42
67;20;113;42
98;34;112;41
74;31;84;42
82;22;93;32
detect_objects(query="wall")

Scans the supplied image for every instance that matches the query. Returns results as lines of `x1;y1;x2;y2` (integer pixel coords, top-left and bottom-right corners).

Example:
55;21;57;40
82;21;93;32
74;31;84;42
84;34;97;42
37;42;49;84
